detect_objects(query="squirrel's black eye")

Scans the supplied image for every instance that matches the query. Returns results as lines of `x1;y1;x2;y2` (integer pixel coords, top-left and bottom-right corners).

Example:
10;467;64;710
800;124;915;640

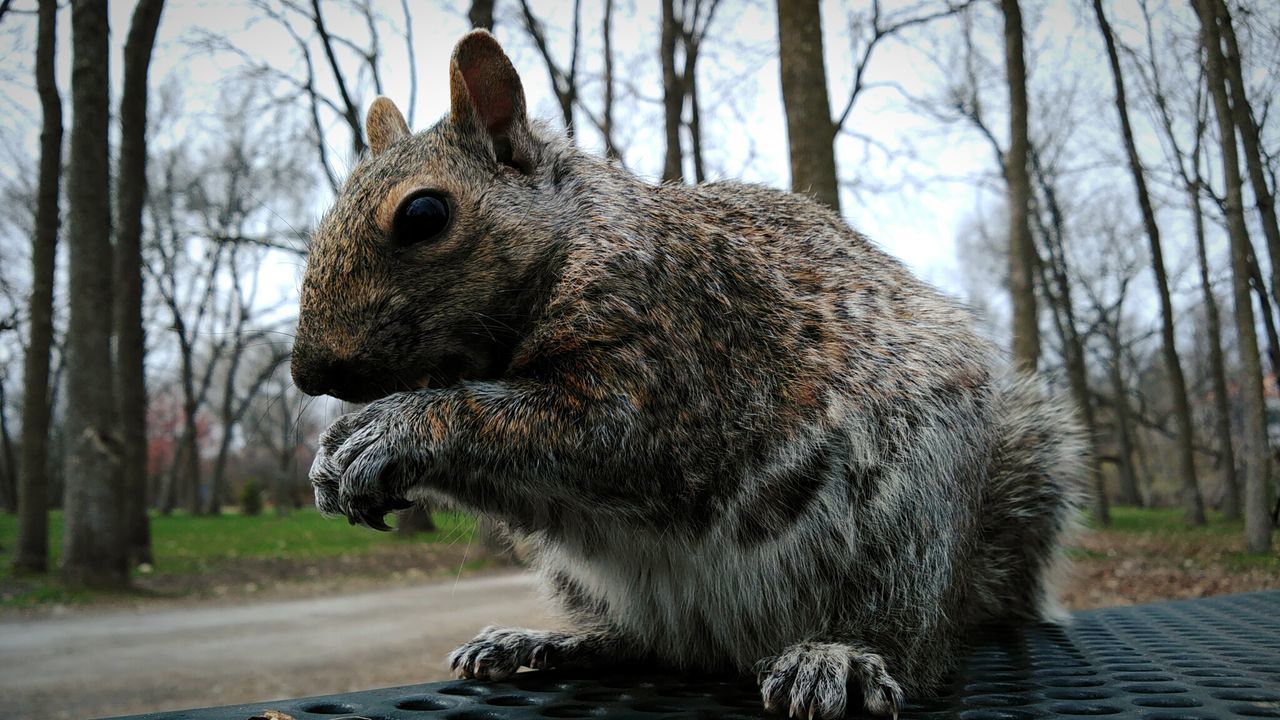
392;191;450;247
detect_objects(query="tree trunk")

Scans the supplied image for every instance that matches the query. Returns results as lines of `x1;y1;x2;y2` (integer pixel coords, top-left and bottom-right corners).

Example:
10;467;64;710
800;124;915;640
173;329;203;515
1106;328;1142;507
1197;0;1272;552
116;0;164;565
14;0;61;576
468;0;494;31
0;382;17;513
208;341;245;516
688;54;706;184
601;0;618;160
660;0;683;183
1212;0;1280;312
477;515;514;560
1093;0;1203;524
62;0;127;589
776;0;839;211
396;504;437;535
1247;252;1280;384
156;452;177;515
1133;424;1155;505
1190;171;1240;518
180;412;201;514
1000;0;1039;372
1063;318;1107;525
208;398;234;515
1033;199;1105;525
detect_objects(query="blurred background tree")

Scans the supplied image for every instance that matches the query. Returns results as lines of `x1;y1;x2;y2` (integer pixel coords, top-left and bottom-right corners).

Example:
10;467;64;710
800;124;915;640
0;0;1274;590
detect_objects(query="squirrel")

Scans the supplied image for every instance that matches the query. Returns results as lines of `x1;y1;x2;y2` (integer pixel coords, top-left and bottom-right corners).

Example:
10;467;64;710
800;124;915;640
292;30;1088;720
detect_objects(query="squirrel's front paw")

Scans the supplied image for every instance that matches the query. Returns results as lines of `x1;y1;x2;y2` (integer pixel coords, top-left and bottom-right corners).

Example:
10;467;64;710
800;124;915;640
448;626;585;680
309;396;426;530
758;643;904;719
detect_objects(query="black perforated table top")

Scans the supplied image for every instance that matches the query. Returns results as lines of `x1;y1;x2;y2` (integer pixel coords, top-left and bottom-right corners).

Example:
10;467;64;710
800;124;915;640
109;591;1280;720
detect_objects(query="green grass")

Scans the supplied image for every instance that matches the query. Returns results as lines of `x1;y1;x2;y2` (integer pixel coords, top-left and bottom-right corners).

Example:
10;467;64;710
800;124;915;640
0;508;477;608
144;509;476;574
1086;505;1245;535
1080;506;1280;573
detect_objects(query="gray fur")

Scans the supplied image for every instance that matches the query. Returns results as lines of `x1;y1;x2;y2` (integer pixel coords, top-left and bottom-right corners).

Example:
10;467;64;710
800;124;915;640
294;31;1089;719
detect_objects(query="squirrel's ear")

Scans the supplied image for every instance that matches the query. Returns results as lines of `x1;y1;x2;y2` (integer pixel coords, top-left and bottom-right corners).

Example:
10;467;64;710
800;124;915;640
366;97;410;156
449;30;533;169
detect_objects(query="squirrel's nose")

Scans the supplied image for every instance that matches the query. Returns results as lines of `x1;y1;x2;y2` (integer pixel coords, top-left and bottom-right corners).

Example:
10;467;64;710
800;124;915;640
291;352;328;397
291;344;389;404
291;343;348;398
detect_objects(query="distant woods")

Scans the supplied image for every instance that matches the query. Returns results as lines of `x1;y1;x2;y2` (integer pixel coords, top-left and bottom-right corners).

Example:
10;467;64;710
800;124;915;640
0;0;1276;587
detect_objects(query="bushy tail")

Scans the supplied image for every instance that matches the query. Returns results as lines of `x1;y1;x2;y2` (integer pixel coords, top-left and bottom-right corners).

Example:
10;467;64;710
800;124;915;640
969;373;1090;623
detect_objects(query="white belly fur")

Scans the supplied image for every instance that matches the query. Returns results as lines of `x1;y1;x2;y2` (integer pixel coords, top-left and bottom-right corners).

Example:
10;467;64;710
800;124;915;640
538;525;824;671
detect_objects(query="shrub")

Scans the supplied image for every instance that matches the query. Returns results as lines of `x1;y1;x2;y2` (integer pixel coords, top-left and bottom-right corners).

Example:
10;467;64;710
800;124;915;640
239;478;264;516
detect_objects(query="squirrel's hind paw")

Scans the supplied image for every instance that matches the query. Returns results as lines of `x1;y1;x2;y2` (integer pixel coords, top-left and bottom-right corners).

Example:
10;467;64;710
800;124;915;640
758;643;904;720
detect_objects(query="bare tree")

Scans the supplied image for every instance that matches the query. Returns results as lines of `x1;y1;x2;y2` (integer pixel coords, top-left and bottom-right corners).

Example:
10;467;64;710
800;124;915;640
1000;0;1039;372
1135;2;1241;518
13;0;61;575
309;0;365;158
1196;0;1272;552
776;0;971;209
776;0;838;209
1076;218;1147;508
519;0;584;139
146;147;230;515
0;370;16;513
1092;0;1203;524
1102;300;1143;507
146;82;311;514
1192;167;1240;518
469;0;494;31
206;248;292;514
206;0;414;192
601;0;618;160
62;0;127;588
1027;148;1106;524
241;359;316;516
1210;0;1280;311
661;0;683;181
116;0;165;564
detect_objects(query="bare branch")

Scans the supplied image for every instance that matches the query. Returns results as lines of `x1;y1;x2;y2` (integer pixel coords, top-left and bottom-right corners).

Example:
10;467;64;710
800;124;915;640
834;0;973;134
309;0;365;155
400;0;417;126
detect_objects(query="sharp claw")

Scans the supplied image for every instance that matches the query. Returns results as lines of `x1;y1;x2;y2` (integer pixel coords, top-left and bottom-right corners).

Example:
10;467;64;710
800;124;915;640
346;504;391;531
365;511;392;532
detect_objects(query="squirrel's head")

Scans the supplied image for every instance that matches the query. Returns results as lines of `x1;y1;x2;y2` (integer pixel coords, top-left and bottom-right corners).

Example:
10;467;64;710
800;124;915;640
292;31;559;403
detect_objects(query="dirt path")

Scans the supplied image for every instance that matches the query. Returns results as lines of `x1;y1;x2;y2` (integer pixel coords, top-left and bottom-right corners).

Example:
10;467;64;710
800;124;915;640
0;571;554;720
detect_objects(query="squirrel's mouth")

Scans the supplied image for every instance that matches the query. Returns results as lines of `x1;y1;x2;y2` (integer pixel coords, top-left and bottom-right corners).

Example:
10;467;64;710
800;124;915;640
409;353;476;391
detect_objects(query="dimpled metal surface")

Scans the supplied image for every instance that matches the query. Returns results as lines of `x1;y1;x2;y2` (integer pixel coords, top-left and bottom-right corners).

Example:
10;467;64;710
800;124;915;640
108;591;1280;720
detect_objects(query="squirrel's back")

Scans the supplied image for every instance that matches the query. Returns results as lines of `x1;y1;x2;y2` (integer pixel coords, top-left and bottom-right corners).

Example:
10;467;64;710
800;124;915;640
520;158;1087;687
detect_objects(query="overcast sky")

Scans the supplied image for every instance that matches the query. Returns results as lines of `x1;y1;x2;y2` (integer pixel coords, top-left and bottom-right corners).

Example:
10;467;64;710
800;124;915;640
0;0;1037;294
2;0;1266;357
